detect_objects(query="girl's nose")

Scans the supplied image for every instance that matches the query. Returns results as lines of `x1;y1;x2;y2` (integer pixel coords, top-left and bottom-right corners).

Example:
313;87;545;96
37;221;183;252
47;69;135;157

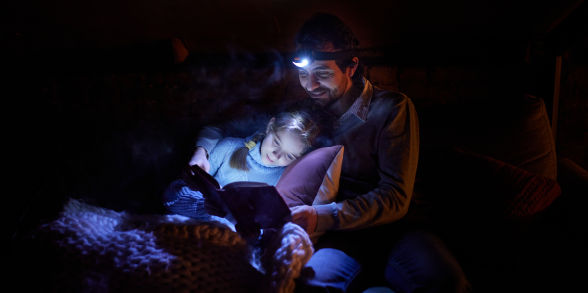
272;149;282;159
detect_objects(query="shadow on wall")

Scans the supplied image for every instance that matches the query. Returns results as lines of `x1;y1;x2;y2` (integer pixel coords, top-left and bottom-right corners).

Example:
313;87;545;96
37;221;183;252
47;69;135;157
14;44;297;239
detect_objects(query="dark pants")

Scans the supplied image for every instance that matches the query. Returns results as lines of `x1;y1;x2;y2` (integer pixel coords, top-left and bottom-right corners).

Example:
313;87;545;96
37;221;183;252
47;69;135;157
296;224;471;293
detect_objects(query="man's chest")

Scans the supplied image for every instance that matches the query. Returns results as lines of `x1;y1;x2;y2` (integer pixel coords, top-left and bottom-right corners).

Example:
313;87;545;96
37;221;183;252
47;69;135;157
334;121;380;177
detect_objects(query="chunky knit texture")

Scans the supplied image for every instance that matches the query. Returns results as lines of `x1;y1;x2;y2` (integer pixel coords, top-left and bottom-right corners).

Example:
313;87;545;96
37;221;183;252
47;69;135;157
36;198;313;293
261;223;315;293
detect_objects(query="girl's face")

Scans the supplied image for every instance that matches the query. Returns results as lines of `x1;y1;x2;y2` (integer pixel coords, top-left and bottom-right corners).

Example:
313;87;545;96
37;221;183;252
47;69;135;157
260;129;306;167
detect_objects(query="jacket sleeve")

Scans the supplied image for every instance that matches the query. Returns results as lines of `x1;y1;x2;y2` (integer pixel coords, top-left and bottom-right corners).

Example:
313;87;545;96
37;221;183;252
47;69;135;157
195;113;272;154
195;126;224;155
315;97;420;232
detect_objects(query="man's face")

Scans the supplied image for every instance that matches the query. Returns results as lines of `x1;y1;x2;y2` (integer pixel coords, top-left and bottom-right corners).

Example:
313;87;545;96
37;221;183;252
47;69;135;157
297;59;352;106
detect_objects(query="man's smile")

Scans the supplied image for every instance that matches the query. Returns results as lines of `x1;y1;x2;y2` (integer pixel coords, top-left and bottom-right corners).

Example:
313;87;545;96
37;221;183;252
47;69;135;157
309;90;327;98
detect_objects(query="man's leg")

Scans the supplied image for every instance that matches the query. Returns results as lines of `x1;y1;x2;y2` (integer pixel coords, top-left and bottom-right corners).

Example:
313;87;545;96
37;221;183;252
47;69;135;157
384;230;471;293
296;248;362;293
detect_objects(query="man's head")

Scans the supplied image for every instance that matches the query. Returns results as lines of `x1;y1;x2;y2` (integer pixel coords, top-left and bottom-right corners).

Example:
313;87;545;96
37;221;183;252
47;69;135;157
294;13;361;106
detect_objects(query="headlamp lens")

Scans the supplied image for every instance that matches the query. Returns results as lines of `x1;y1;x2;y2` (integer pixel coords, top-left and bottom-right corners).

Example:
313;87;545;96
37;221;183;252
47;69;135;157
292;56;309;68
292;49;353;68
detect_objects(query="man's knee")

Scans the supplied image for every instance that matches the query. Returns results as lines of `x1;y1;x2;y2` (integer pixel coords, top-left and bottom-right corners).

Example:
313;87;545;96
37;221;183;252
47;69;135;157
385;231;470;293
296;248;362;292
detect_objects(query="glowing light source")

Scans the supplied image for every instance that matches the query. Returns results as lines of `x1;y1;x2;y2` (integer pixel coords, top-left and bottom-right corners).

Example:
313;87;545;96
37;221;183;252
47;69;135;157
292;57;309;68
291;49;354;68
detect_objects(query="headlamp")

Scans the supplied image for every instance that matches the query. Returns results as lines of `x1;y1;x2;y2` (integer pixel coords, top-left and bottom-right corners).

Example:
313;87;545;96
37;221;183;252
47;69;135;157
291;49;354;68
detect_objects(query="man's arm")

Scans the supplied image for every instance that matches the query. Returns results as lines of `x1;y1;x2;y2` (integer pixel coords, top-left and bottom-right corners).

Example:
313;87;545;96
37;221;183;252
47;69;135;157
313;97;420;232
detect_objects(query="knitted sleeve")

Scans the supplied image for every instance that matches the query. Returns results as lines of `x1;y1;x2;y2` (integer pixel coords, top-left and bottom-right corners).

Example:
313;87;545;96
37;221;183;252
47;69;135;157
208;138;243;177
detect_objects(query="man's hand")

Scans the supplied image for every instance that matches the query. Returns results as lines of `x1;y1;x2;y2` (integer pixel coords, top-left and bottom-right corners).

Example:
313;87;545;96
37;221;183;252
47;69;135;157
290;205;318;235
189;147;210;173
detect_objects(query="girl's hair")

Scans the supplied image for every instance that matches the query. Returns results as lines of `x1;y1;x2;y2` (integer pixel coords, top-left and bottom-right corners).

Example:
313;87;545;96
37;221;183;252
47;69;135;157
229;111;319;171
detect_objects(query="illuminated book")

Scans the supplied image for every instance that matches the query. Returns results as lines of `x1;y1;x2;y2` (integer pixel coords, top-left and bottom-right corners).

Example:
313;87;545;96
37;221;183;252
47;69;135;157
181;165;292;230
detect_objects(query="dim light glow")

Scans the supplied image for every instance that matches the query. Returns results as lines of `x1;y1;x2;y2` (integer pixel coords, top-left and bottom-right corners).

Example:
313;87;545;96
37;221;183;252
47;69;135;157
293;57;309;68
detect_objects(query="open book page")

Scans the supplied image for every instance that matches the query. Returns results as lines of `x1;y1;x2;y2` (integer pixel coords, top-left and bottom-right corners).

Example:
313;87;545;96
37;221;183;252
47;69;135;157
222;183;292;229
182;165;292;229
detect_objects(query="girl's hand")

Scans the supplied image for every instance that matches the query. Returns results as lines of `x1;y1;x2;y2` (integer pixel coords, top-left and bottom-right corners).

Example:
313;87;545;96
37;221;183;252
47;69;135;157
290;205;317;234
189;147;211;173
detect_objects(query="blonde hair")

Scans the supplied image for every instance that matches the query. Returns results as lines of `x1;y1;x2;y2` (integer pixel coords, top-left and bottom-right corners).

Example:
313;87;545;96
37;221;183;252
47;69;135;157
229;111;319;171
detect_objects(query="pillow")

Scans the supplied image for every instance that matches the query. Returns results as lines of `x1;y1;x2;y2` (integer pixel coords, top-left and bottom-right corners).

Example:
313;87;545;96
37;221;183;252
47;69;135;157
276;145;344;207
421;147;561;220
460;94;558;180
454;148;561;218
417;94;557;180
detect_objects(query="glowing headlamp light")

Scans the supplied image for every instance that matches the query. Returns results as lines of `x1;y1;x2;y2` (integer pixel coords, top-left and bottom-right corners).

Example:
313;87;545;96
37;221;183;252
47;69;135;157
291;50;354;68
292;56;309;67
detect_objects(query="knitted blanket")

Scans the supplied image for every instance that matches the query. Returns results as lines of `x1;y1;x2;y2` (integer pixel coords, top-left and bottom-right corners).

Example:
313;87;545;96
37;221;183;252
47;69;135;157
37;198;313;293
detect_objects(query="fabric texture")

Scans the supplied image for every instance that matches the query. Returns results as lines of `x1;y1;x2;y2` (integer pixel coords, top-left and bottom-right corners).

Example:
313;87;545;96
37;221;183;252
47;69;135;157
417;94;557;180
162;178;213;221
37;198;313;293
460;94;557;180
276;145;344;207
423;147;562;220
454;148;562;218
384;231;472;293
208;136;284;187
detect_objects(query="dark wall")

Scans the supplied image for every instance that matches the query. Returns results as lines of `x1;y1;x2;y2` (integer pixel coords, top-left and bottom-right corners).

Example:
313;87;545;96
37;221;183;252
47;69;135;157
11;0;582;50
9;0;587;239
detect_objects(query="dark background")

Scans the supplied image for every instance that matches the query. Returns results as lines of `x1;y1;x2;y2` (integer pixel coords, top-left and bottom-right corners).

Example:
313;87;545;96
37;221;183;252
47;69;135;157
8;0;587;282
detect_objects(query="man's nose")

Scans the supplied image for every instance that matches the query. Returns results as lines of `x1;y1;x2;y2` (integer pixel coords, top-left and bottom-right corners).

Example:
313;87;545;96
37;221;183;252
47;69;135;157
305;74;320;91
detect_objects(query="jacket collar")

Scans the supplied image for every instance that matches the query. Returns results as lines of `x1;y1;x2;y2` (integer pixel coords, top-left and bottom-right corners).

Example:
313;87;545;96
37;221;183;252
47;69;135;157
333;78;373;137
339;77;373;123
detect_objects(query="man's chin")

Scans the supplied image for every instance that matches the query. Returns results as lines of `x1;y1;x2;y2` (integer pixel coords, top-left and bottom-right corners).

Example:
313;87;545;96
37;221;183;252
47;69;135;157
311;99;328;106
309;94;329;105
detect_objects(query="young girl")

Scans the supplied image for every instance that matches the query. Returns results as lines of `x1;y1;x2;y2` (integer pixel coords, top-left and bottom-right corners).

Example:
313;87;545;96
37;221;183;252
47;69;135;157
162;111;319;222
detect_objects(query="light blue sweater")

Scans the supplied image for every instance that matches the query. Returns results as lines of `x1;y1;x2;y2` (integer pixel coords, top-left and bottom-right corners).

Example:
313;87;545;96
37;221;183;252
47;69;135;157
208;136;285;187
162;134;285;222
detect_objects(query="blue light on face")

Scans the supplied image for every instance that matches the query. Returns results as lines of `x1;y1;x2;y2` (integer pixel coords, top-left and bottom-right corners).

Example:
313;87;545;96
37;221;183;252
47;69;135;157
292;57;309;68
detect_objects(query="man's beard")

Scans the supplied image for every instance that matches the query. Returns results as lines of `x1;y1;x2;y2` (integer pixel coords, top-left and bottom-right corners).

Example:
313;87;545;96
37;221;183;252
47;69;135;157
306;78;348;108
308;89;339;106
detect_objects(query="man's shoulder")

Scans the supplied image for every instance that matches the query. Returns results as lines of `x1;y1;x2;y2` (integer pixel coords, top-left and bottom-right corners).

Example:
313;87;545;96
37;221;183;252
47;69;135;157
369;85;414;116
371;85;410;106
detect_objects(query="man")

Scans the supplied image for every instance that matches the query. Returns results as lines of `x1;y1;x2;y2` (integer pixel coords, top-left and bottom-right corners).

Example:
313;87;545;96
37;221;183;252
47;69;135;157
191;13;469;293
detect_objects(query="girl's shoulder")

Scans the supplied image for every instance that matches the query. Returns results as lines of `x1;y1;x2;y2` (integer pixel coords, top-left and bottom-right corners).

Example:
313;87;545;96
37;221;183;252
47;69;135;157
212;137;246;152
218;136;244;143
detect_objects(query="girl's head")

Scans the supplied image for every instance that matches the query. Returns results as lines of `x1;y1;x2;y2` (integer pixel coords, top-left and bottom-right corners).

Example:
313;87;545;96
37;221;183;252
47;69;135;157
230;111;319;170
260;111;319;167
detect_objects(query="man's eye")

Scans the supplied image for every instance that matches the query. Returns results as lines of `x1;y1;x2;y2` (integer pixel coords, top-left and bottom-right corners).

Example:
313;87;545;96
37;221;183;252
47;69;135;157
298;71;309;78
316;71;333;79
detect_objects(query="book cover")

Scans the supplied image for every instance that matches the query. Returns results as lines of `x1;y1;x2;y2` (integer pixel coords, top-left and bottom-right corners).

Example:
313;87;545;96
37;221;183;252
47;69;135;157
181;165;292;230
